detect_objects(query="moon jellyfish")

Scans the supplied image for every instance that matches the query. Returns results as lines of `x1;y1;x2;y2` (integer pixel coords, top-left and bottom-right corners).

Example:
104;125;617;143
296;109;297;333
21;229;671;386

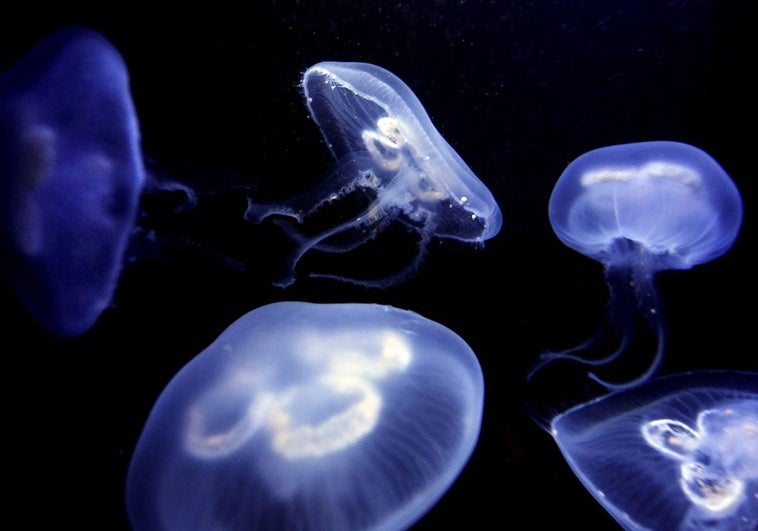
547;370;758;530
126;301;484;531
0;27;145;336
246;61;502;288
530;141;742;390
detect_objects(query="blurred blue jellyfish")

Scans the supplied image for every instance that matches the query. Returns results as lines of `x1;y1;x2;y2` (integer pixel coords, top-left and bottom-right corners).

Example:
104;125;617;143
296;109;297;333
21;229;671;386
246;61;502;288
126;301;484;531
530;141;742;389
0;27;145;336
548;370;758;530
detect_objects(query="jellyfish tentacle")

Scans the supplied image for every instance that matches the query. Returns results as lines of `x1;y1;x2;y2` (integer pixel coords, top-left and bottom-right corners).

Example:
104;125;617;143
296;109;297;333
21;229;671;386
527;263;637;382
300;201;394;254
587;319;665;390
272;165;431;288
311;216;434;288
587;261;666;390
272;204;386;288
245;154;382;224
527;334;627;382
528;260;666;391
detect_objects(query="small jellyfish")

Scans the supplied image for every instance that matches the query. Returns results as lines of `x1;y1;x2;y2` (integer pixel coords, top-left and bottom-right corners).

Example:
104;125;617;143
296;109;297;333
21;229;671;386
246;61;502;288
0;27;145;336
126;301;484;531
546;370;758;530
530;141;742;389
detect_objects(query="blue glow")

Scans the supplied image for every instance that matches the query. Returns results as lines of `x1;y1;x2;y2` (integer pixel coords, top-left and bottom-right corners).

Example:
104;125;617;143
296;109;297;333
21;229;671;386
530;141;742;389
126;301;483;531
0;27;145;336
246;61;502;288
549;370;758;531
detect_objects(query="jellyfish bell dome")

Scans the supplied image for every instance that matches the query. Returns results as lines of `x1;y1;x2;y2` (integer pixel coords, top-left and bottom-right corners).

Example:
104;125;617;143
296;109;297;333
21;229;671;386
126;301;484;531
0;26;236;337
0;26;145;336
549;141;743;272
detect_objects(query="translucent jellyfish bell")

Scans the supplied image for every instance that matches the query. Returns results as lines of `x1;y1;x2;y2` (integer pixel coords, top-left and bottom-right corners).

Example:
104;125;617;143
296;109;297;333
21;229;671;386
246;61;502;288
0;27;145;336
126;301;484;531
547;370;758;530
530;141;742;390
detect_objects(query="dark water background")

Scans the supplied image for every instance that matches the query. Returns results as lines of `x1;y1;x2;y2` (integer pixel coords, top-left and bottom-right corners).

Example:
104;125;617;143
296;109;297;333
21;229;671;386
1;1;755;529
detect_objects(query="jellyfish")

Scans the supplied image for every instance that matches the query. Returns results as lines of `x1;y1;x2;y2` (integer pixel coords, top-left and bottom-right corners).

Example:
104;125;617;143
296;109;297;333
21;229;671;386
529;141;742;390
545;370;758;530
246;61;502;288
0;27;234;336
126;301;484;531
0;26;145;336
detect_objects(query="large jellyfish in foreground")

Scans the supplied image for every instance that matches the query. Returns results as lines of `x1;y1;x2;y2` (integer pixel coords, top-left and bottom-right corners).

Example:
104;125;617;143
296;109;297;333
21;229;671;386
529;141;742;390
0;27;145;336
547;370;758;530
126;301;484;531
246;61;502;288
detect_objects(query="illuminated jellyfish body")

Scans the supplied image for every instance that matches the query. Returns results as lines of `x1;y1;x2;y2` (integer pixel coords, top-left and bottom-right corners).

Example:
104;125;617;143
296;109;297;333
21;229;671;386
548;370;758;530
126;301;484;531
0;27;145;336
530;141;742;390
246;61;502;288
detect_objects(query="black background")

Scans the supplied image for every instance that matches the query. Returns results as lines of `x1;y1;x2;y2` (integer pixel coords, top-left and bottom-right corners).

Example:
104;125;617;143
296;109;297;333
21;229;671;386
1;1;755;529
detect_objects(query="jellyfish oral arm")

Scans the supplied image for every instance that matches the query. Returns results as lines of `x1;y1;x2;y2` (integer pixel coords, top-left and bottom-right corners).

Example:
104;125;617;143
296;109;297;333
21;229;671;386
591;258;665;390
245;154;381;224
529;251;666;391
249;148;439;288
